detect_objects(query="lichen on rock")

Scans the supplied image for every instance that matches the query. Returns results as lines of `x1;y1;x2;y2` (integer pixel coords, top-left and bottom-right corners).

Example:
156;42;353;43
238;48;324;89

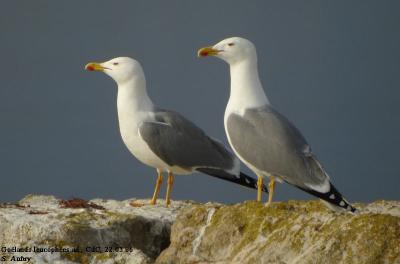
1;195;399;263
156;200;400;264
0;195;192;263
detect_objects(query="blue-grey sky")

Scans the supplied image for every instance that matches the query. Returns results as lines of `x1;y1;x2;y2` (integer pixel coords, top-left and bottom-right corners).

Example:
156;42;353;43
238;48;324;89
1;1;399;203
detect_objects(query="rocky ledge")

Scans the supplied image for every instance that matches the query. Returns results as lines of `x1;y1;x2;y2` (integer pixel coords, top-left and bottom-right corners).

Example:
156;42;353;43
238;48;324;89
157;200;400;264
0;195;192;264
0;195;399;264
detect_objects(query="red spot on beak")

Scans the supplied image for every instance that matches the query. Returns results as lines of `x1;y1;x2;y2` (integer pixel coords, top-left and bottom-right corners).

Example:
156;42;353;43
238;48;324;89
199;50;209;57
86;65;95;71
197;47;218;57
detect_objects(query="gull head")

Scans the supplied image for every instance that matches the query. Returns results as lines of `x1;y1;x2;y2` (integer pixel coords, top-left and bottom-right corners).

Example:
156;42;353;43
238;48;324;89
198;37;257;65
85;57;143;85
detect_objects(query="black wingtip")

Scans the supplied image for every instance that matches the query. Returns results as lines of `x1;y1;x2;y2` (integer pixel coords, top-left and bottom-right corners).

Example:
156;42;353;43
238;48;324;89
196;168;268;193
239;172;269;193
297;182;357;213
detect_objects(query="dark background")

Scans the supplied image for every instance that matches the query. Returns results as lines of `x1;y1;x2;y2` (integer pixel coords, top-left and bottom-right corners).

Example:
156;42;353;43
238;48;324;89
1;1;399;203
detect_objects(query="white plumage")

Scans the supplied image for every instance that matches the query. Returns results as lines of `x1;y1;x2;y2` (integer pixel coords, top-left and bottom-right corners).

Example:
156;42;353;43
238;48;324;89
199;37;356;212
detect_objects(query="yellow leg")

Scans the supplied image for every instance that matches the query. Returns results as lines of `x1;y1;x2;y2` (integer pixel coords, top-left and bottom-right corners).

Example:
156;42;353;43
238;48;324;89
150;170;163;205
266;176;276;206
257;175;264;202
165;172;174;207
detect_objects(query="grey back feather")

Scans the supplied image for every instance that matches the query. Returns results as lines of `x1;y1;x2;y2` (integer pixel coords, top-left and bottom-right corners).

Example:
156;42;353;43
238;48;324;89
227;105;328;189
139;110;235;171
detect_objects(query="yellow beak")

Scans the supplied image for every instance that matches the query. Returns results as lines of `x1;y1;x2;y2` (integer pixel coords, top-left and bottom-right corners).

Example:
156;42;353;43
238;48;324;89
197;46;220;57
85;62;105;72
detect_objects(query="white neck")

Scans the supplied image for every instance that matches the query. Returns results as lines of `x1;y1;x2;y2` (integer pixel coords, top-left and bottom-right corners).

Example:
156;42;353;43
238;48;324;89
227;59;269;112
117;76;154;123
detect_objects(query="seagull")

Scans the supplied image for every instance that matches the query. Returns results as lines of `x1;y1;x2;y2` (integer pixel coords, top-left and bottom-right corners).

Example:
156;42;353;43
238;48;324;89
85;57;267;206
198;37;356;212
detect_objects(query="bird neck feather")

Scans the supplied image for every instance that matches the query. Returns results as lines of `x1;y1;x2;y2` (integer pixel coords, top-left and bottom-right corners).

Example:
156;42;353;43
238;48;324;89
228;59;269;111
117;77;154;114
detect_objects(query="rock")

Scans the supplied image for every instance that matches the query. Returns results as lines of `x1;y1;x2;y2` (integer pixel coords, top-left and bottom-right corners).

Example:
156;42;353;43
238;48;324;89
0;195;193;264
156;200;400;264
1;195;399;263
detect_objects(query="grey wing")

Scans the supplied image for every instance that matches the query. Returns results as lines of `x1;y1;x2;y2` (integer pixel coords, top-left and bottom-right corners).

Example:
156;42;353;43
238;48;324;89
227;105;329;191
138;110;235;171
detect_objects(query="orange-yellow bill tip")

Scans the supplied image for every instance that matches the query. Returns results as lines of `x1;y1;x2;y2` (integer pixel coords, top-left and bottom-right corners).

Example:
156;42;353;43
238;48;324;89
85;62;104;71
197;47;219;57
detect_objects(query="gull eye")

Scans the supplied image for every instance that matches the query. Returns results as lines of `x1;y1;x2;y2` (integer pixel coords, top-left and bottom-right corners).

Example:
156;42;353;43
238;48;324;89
228;43;235;47
113;62;119;66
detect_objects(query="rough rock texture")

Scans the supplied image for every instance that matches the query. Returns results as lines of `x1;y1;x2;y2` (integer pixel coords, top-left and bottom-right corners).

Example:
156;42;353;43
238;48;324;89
0;195;192;264
1;196;399;264
156;200;400;264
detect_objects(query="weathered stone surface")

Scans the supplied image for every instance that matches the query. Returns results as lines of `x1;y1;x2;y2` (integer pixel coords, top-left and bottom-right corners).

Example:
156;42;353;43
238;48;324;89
1;195;399;263
156;200;400;264
0;195;192;264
